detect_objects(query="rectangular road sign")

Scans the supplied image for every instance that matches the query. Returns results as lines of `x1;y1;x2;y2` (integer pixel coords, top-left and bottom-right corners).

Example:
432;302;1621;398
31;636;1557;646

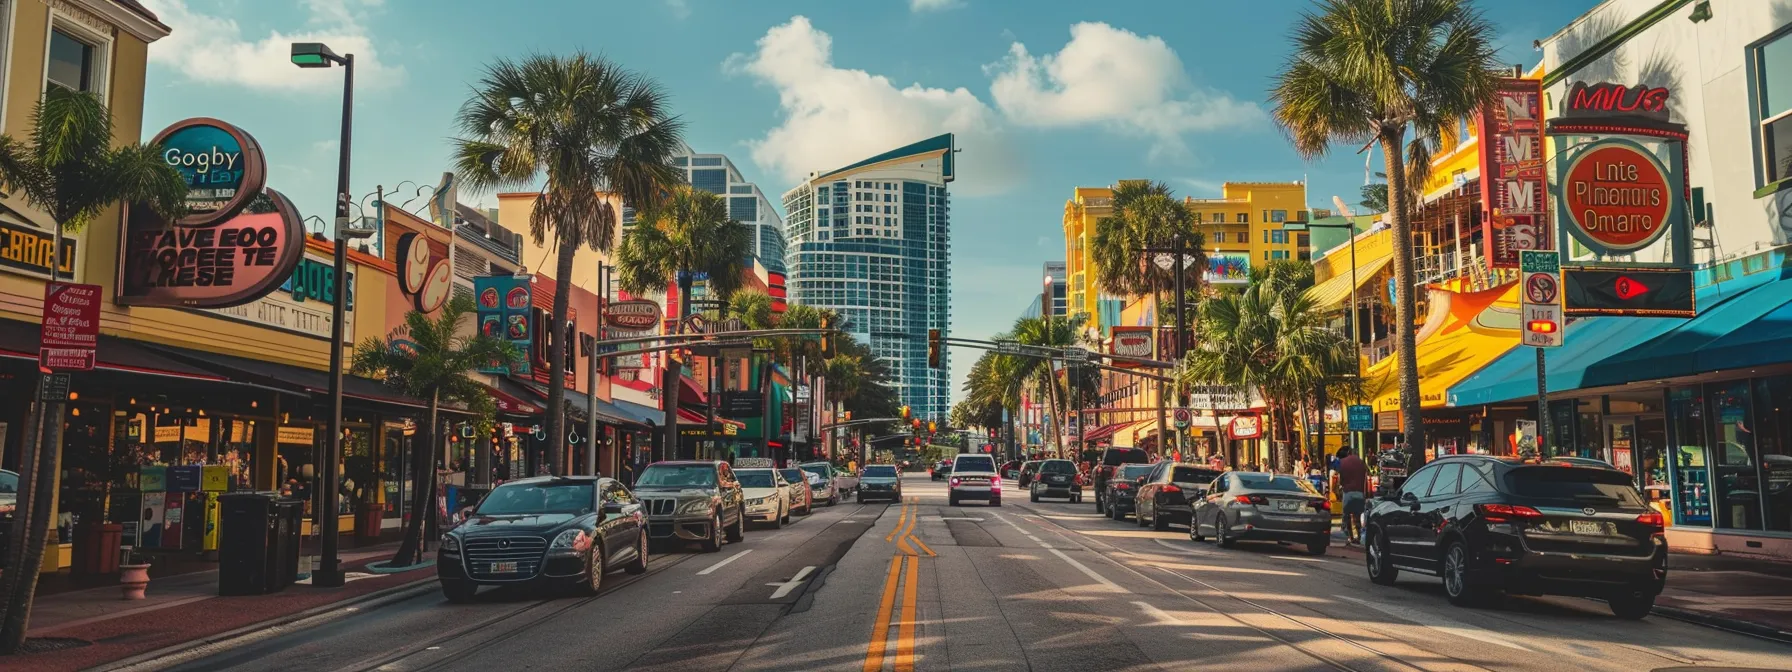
1520;251;1563;347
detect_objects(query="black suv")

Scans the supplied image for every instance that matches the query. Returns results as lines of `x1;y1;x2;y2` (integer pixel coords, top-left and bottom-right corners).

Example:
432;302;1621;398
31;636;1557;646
1103;463;1157;521
1133;463;1220;530
1362;455;1667;618
1092;447;1148;515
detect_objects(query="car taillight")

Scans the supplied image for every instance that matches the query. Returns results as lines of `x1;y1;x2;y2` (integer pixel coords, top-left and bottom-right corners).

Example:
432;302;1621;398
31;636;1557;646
1636;511;1664;528
950;477;960;486
1162;484;1181;494
992;477;1002;491
1475;503;1544;523
1233;495;1265;505
1309;499;1330;512
1115;483;1132;491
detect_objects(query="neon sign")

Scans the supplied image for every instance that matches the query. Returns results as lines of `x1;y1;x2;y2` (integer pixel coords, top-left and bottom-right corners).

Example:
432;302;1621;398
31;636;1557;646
1563;82;1671;122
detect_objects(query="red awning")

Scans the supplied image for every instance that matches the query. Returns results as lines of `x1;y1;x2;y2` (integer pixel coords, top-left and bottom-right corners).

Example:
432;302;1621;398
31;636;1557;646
487;379;545;416
678;375;707;404
677;408;708;424
1081;422;1129;442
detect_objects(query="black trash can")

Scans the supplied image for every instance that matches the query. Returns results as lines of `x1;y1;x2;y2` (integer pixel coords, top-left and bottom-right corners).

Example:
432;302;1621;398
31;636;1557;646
218;492;276;596
271;498;303;588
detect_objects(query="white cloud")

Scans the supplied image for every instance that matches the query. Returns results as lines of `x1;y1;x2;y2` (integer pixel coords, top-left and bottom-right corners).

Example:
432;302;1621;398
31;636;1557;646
910;0;962;12
664;0;691;20
143;0;403;91
727;16;1017;196
987;22;1261;155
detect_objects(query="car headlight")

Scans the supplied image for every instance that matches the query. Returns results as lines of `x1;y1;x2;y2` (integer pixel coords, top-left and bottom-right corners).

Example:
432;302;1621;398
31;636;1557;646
441;535;460;553
549;529;586;553
680;498;713;515
750;496;773;506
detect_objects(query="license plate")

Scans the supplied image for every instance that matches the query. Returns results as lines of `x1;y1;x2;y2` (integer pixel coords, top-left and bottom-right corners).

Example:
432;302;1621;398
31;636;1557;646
1275;499;1301;511
488;561;519;573
1569;520;1603;536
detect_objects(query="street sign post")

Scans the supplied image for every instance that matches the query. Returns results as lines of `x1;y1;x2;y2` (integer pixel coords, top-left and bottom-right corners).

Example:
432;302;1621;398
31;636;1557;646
1172;408;1191;429
1520;251;1563;348
40;281;100;371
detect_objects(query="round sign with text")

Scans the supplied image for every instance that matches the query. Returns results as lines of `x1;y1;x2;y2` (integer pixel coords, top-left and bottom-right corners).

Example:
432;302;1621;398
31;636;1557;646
150;118;266;227
1561;141;1673;253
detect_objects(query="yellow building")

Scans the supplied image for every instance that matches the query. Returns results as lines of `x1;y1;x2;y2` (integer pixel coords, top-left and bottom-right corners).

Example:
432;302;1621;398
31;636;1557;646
1062;186;1115;329
1183;182;1313;282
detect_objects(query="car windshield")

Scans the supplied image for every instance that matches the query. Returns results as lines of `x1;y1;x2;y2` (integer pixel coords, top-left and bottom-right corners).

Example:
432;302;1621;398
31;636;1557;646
1236;474;1319;494
636;465;717;487
800;464;831;481
864;465;898;477
955;456;996;472
779;469;806;484
1102;448;1149;466
1040;461;1076;474
736;470;777;488
475;482;594;516
1172;467;1220;484
1504;466;1647;508
1119;464;1155;480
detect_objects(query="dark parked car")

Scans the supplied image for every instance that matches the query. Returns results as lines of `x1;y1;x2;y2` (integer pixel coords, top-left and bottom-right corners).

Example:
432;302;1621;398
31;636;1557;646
1361;455;1667;618
438;476;647;602
1016;460;1042;488
633;461;746;552
1028;459;1082;502
1103;464;1157;521
859;464;903;502
1134;463;1221;530
931;460;952;481
1092;447;1149;514
1192;471;1331;555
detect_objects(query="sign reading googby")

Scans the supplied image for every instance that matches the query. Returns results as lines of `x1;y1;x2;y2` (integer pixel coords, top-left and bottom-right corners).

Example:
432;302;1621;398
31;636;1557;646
151;118;266;226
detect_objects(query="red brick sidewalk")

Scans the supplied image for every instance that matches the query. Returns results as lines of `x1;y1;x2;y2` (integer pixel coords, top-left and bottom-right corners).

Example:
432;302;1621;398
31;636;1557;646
0;554;435;672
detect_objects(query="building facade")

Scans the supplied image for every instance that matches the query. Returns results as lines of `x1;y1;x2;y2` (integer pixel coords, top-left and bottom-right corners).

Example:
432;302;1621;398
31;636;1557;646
782;134;954;422
1184;181;1313;277
671;147;787;274
1020;261;1067;319
1063;186;1115;331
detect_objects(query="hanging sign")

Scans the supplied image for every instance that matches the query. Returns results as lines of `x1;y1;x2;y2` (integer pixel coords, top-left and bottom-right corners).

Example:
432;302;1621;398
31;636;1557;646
604;299;662;330
1109;326;1153;368
40;281;100;371
1563;82;1671;123
1563;267;1694;318
1559;139;1673;254
1347;405;1373;431
474;275;531;374
1228;414;1263;440
1475;77;1549;270
395;232;451;313
151;118;267;226
116;188;306;309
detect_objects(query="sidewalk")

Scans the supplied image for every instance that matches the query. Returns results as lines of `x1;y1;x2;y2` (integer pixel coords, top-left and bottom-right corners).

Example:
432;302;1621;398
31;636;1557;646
0;543;437;672
1324;527;1792;642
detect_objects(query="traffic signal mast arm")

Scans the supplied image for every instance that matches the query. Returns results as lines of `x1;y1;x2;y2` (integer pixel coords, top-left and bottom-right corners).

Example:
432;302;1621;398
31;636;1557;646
937;335;1176;382
585;328;839;360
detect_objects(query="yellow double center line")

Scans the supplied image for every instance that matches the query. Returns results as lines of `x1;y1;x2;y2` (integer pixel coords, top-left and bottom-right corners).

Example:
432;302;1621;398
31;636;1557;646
864;500;930;671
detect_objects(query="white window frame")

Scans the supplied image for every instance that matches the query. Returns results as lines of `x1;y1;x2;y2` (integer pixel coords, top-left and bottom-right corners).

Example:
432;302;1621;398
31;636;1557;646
43;6;112;101
0;1;15;130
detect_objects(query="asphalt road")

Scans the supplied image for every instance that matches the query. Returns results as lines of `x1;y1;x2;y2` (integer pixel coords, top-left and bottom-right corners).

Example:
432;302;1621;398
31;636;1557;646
140;473;1792;671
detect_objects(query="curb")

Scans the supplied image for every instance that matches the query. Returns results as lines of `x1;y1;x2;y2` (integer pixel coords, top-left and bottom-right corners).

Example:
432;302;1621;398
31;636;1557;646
87;575;437;672
1648;604;1792;644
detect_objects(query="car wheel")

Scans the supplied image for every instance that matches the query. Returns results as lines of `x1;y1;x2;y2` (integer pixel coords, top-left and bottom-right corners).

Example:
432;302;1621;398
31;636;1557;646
625;533;649;575
771;506;784;529
1152;508;1170;531
948;493;959;507
1136;506;1150;528
701;513;723;553
441;580;476;603
782;504;792;525
1031;490;1039;503
1305;538;1329;556
726;507;746;542
991;497;1002;507
1189;516;1206;542
1366;528;1398;585
1442;540;1494;607
1607;591;1656;620
581;543;606;596
1216;516;1237;548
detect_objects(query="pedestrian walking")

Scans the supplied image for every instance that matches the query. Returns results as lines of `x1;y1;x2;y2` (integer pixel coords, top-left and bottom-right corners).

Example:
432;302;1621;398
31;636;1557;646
1334;446;1368;546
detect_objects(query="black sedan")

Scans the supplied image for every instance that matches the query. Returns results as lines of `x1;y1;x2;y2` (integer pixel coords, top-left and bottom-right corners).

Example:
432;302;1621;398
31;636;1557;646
438;476;648;602
1134;463;1220;530
1103;464;1158;521
1362;455;1667;618
858;464;903;502
1028;459;1082;502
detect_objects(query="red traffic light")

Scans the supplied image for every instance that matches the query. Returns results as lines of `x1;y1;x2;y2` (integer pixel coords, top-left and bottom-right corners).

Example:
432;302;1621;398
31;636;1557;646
1526;319;1558;333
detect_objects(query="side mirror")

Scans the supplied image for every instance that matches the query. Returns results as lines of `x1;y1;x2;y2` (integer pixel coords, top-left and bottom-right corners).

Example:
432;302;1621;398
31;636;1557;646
453;506;475;524
602;501;626;515
1398;492;1419;508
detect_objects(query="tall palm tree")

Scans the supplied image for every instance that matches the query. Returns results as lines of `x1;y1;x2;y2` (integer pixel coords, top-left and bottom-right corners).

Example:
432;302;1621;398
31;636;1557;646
966;315;1099;458
452;53;685;476
1270;0;1503;468
0;88;189;653
350;295;519;566
617;185;753;320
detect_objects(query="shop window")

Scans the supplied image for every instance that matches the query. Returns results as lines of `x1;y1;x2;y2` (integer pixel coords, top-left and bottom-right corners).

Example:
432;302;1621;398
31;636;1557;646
1710;381;1764;531
1752;377;1792;533
1753;28;1792;186
382;423;412;520
1666;387;1712;526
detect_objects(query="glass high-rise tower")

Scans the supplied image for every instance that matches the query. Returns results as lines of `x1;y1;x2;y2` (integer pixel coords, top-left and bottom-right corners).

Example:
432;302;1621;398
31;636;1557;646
782;134;954;422
625;144;787;274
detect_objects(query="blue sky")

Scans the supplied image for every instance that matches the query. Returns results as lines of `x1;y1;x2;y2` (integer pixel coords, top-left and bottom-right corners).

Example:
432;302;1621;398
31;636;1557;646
140;0;1600;398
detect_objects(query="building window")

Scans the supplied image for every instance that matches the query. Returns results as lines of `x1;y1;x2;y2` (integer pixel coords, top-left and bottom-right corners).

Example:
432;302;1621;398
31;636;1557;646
1235;213;1247;224
1755;29;1792;185
1271;250;1288;260
47;28;97;93
691;169;727;194
1262;230;1269;244
1297;233;1309;247
1212;231;1224;243
1270;230;1287;244
1270;210;1287;223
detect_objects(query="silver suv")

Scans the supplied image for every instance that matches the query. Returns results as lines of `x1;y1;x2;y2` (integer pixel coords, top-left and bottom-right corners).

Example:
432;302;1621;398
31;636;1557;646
948;454;1001;507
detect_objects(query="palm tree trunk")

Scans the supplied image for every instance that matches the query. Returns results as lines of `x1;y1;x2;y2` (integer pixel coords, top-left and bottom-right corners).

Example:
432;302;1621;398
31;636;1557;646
1381;133;1425;473
0;401;56;653
391;391;441;566
545;241;578;476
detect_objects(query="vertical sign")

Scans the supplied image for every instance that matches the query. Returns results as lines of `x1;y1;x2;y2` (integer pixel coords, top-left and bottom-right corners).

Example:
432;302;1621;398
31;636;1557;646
1520;250;1563;347
40;281;100;371
1476;78;1549;269
474;275;532;374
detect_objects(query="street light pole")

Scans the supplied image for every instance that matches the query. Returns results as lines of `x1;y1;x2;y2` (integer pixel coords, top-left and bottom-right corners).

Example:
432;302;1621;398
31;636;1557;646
292;42;359;589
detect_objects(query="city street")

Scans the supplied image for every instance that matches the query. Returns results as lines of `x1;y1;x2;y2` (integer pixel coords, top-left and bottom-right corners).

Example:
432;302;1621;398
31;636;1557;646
124;472;1792;672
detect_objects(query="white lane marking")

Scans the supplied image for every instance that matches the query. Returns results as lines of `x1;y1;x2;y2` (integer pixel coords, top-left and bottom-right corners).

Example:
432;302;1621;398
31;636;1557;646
1134;600;1180;625
1335;595;1533;652
767;565;816;599
929;516;986;521
1048;548;1129;593
697;549;753;575
1268;555;1329;562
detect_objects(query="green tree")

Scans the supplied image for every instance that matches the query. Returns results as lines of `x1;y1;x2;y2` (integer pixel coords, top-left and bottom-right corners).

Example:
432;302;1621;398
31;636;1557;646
617;185;753;321
452;53;685;476
963;315;1099;458
0;88;189;654
1360;172;1390;213
350;295;519;566
1270;0;1503;468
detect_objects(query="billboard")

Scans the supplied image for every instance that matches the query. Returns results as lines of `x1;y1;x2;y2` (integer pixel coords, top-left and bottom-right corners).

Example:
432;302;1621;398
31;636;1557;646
474;275;532;374
1204;253;1249;284
1476;78;1549;269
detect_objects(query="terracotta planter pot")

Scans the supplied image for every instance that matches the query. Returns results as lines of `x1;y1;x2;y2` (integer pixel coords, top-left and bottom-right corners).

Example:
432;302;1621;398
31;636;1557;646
120;563;151;600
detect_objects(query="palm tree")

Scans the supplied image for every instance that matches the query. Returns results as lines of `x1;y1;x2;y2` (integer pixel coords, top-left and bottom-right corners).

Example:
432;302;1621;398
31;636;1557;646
0;88;188;653
1184;261;1353;472
452;53;685;476
617;185;753;318
1270;0;1503;468
351;295;519;566
965;315;1099;458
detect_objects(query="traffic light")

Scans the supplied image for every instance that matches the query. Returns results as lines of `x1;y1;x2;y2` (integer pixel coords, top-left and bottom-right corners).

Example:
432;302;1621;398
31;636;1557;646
820;315;835;358
927;329;941;368
928;420;937;433
842;411;852;422
900;405;910;421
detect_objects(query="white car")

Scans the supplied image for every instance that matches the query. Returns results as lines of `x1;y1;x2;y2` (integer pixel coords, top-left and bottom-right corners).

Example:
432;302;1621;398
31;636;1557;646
734;468;792;528
800;462;839;506
948;454;1002;507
